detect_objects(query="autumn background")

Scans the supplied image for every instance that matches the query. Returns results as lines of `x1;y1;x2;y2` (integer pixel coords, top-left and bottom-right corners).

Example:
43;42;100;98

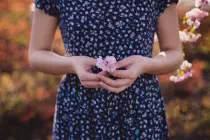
0;0;210;140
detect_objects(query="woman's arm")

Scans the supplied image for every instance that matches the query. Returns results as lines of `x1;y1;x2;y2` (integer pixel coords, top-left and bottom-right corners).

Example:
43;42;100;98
143;3;184;75
29;8;75;75
97;3;184;93
29;7;104;88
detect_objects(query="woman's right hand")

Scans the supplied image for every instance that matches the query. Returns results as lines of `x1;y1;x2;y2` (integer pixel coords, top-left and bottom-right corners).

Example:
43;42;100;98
71;56;107;88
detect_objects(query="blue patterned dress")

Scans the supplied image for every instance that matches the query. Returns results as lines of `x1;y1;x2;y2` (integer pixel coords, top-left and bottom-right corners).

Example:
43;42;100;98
34;0;178;139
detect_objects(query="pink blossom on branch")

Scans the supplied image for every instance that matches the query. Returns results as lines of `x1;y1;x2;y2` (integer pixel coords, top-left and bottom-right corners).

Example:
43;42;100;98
154;30;201;44
185;8;209;28
179;31;201;43
170;60;194;83
170;70;194;83
179;31;190;43
188;32;201;42
186;18;201;29
180;60;192;70
186;8;209;21
195;0;210;8
154;1;209;82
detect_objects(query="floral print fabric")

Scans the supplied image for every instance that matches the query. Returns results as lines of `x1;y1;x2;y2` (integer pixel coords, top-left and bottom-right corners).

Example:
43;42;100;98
34;0;178;139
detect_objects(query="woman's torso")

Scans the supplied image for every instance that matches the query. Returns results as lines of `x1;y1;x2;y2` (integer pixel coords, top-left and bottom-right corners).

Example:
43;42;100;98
56;0;159;59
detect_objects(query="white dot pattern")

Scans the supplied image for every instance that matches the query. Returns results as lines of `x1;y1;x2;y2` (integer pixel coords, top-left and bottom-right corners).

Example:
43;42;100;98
35;0;178;139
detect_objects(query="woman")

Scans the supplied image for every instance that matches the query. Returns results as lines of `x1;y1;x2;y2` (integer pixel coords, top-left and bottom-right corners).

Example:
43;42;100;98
29;0;183;139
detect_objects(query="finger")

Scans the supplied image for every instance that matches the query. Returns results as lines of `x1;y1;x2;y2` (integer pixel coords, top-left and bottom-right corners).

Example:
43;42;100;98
99;81;128;94
96;71;108;80
87;68;108;78
80;71;99;81
87;69;92;73
98;71;108;77
99;75;131;87
81;81;101;88
110;70;132;79
87;57;97;66
115;57;132;69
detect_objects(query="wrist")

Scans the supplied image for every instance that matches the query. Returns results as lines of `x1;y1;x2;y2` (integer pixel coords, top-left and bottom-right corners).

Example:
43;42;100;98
142;56;153;74
65;56;77;74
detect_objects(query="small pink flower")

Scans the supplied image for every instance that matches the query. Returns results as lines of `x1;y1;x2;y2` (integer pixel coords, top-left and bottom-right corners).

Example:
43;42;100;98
96;56;117;72
179;31;190;43
170;69;194;83
189;32;201;42
96;56;103;67
105;56;117;65
186;8;209;21
96;56;107;71
179;31;201;43
195;0;210;8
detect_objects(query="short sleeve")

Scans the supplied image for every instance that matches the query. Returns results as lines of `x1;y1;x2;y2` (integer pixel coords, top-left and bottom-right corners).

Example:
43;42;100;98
158;0;179;18
34;0;59;17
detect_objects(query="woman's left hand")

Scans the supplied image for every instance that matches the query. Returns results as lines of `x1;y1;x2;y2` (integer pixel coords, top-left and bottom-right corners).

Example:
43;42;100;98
97;55;148;94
